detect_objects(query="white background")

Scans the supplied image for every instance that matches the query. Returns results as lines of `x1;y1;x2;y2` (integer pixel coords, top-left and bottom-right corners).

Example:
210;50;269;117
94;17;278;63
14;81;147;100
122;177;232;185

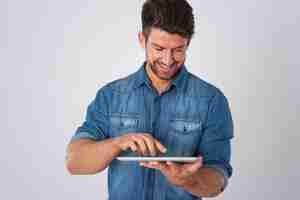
1;0;299;199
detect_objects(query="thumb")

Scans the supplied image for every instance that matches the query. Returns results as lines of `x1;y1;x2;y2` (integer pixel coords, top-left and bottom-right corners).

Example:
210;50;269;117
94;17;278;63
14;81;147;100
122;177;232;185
183;157;203;176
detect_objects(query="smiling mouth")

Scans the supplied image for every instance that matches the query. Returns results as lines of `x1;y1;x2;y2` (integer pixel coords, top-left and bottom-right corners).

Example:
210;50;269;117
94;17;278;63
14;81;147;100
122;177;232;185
158;63;176;72
159;65;171;73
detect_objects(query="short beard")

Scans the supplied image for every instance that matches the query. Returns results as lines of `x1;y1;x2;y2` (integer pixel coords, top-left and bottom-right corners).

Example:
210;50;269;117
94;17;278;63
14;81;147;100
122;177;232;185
149;60;181;81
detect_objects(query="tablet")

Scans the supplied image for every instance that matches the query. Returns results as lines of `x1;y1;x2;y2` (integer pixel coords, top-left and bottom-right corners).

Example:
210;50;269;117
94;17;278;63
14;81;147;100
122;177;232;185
116;157;198;163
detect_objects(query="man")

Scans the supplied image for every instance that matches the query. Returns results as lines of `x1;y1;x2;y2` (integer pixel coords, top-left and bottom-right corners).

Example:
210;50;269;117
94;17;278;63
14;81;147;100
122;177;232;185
66;0;234;199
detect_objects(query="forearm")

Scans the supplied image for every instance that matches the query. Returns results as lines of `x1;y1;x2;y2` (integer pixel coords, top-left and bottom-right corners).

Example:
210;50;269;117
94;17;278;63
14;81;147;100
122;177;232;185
181;167;226;198
66;138;121;175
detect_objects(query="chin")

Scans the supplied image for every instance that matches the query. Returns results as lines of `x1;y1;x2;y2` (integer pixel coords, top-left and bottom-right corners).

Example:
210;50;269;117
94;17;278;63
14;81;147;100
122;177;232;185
158;71;178;80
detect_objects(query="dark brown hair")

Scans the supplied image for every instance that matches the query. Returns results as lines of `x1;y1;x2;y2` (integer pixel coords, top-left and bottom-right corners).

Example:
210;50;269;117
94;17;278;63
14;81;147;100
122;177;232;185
142;0;195;39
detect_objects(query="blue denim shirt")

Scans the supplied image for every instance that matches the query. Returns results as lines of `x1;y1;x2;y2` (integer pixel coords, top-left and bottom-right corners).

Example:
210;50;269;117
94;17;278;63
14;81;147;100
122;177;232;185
71;63;234;200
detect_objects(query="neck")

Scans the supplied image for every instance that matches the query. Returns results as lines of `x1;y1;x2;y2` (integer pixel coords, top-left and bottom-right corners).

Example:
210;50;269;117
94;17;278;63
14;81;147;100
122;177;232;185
145;63;171;94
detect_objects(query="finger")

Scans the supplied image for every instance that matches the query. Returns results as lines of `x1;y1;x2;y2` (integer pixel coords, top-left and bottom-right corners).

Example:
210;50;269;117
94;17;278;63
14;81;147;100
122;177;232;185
140;161;166;171
154;140;167;154
187;157;203;172
181;159;202;177
187;161;202;173
148;161;159;165
131;141;143;156
141;135;157;156
128;141;137;152
140;161;159;166
151;162;168;172
132;136;148;155
136;146;143;156
140;133;167;154
140;162;159;169
166;161;180;166
166;161;181;173
185;156;203;168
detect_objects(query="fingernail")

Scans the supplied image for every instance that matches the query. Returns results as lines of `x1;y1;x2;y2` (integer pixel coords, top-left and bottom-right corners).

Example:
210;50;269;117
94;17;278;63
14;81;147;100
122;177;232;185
162;148;167;153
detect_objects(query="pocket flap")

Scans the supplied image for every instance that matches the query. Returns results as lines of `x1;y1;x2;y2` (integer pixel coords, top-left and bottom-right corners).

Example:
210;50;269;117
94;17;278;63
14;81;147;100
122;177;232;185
110;113;139;128
170;119;201;133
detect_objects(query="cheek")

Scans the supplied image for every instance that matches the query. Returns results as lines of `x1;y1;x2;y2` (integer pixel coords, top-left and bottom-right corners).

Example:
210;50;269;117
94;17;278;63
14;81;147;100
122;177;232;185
147;50;160;63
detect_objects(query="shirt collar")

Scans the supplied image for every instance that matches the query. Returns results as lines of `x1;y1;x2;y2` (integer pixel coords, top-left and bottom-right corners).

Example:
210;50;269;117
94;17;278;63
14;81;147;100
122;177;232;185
133;62;189;91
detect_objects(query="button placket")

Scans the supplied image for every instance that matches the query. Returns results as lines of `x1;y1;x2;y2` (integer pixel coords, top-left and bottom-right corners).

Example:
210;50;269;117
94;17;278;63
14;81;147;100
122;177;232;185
152;95;163;200
152;96;160;136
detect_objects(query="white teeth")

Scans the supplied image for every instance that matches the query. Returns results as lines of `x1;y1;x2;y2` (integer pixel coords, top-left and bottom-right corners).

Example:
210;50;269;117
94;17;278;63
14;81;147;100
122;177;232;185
160;66;170;72
160;65;170;69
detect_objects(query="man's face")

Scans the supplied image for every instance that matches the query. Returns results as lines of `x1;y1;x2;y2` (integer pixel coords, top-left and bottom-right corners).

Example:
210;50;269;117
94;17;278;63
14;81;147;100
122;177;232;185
139;28;189;81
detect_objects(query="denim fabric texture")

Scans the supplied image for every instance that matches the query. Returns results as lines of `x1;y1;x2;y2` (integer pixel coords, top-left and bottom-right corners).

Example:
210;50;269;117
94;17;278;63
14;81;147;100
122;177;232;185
71;63;234;200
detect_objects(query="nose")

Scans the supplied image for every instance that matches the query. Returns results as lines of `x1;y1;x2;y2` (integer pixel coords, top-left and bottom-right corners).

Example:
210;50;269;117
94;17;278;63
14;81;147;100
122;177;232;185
161;50;175;67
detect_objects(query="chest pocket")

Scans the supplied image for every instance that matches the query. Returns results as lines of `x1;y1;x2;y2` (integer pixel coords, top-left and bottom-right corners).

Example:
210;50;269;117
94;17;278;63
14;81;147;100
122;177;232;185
170;119;202;134
109;113;140;137
167;118;202;156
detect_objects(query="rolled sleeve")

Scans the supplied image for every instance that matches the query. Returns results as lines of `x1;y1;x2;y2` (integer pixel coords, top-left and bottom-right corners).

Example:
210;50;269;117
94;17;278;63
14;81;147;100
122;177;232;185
71;87;110;142
198;90;234;181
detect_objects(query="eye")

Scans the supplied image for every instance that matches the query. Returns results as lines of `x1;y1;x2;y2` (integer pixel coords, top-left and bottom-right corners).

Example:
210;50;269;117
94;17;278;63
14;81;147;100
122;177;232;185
175;49;184;53
155;48;164;52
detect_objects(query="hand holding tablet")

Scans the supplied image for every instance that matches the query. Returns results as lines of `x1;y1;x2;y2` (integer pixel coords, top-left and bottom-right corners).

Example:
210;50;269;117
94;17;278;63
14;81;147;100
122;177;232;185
114;133;197;163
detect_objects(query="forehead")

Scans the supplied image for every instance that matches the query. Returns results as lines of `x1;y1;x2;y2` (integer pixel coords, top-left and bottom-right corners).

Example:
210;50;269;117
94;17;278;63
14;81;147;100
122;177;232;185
147;28;189;48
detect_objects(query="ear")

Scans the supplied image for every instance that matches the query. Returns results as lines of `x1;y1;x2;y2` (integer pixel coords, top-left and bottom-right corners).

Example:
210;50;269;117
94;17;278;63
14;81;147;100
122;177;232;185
138;31;146;49
186;39;191;49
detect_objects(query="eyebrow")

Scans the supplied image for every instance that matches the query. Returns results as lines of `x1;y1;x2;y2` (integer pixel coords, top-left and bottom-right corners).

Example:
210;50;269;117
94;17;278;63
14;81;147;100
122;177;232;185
151;42;185;50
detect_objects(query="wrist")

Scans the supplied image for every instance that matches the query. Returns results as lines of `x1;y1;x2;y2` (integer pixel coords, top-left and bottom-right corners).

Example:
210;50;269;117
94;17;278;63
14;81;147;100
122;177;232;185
111;137;122;152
